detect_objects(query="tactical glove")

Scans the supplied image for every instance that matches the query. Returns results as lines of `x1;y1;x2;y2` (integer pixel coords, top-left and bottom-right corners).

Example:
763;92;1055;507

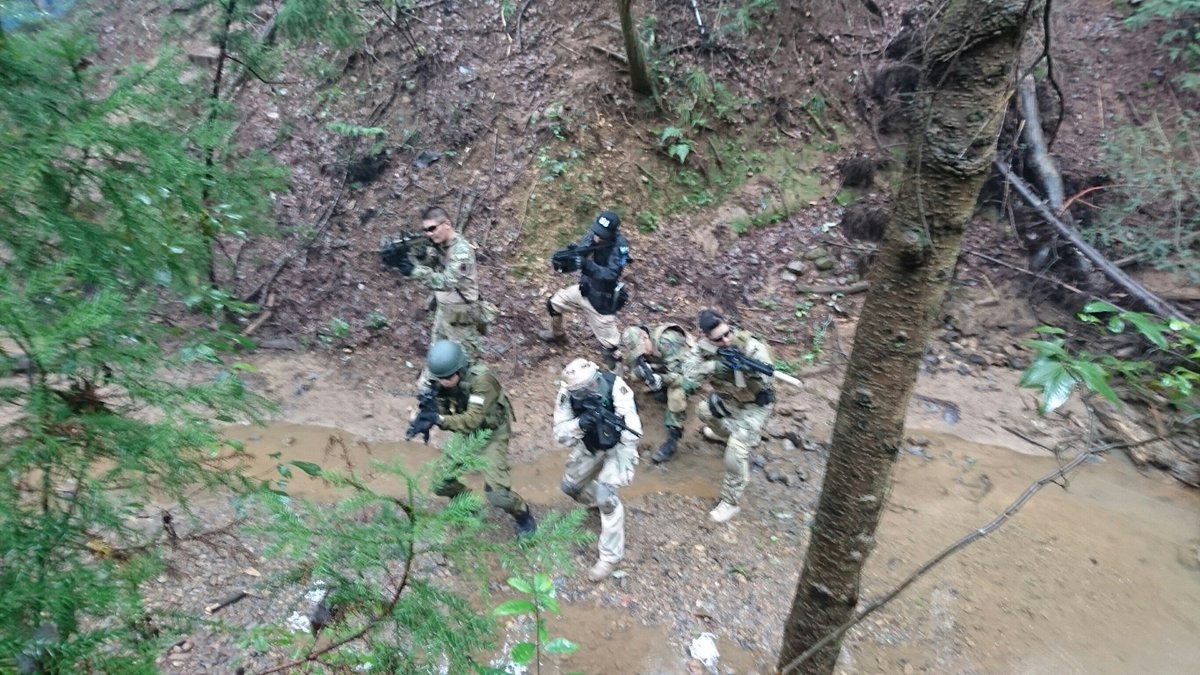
707;393;732;419
405;409;442;444
395;256;415;277
636;359;662;391
755;389;776;406
576;408;601;434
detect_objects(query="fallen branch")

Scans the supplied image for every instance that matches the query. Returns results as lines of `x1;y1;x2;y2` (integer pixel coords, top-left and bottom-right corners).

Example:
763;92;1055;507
205;590;249;615
241;175;348;305
1017;75;1064;208
992;160;1189;321
795;282;870;295
590;44;627;64
780;436;1159;673
963;250;1094;300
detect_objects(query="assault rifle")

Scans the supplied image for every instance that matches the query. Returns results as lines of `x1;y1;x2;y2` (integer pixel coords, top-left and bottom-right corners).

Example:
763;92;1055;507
716;346;803;389
634;356;661;390
576;392;641;450
549;242;612;273
404;388;441;443
379;230;425;269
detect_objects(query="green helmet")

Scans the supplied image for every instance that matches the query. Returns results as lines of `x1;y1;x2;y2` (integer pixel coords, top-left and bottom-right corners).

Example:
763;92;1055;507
426;340;468;379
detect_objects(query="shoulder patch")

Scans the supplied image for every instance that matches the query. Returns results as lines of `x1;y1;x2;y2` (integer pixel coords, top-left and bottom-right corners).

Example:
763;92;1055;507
615;382;632;397
468;394;486;406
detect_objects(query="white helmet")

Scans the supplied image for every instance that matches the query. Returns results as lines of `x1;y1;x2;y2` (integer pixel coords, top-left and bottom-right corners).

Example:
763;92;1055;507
561;358;599;391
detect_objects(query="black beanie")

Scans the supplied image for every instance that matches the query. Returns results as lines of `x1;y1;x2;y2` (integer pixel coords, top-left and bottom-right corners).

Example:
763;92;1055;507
698;309;724;334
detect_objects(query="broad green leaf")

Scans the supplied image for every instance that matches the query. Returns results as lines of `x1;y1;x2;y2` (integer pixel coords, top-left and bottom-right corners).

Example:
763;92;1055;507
493;599;537;616
506;577;533;594
510;643;535;665
1032;325;1066;335
1021;358;1078;414
1070;361;1120;406
1081;300;1120;315
542;596;560;614
544;638;579;656
1107;316;1126;333
1024;338;1068;359
1123;312;1168;349
1020;357;1064;388
534;573;553;596
668;143;690;164
291;461;322;477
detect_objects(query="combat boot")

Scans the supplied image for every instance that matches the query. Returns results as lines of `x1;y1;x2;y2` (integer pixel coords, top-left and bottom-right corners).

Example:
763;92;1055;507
651;427;682;464
601;347;618;371
587;559;616;582
513;506;537;538
537;313;567;345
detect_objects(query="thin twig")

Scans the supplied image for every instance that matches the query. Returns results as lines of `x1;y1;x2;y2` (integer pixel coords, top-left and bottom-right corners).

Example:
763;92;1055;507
780;436;1163;673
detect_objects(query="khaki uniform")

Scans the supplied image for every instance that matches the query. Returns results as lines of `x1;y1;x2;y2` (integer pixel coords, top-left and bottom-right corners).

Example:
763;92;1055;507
683;330;775;506
553;375;642;564
411;236;483;380
432;363;526;516
621;324;692;430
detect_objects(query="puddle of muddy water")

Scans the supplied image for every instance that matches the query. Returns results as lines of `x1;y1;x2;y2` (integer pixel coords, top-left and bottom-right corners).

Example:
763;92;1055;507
222;421;725;506
224;422;1200;675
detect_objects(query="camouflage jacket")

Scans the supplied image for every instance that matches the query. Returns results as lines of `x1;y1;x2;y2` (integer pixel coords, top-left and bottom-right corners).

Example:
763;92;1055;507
683;329;773;404
411;234;479;306
625;324;691;389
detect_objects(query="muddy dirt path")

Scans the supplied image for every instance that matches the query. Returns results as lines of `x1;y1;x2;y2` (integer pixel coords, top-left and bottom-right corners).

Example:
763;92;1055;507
196;349;1200;674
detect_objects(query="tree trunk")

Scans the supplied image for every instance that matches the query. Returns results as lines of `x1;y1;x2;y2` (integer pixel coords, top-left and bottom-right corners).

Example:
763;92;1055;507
615;0;656;99
777;2;1041;673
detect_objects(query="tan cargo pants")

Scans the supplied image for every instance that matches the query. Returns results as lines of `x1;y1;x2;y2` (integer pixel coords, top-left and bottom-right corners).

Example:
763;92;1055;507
548;284;620;349
560;443;635;564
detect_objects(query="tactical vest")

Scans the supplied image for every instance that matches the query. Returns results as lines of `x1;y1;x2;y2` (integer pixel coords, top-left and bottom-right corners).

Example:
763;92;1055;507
438;363;511;429
568;371;619;452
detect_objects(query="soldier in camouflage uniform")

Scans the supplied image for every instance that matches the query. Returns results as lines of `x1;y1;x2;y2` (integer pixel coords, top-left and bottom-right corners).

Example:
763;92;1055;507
407;340;537;537
618;324;693;464
682;309;775;523
387;206;485;384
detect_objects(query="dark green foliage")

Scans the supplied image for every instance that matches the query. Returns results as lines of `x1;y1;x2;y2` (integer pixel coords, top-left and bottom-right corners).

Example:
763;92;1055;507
245;432;591;673
0;21;278;673
1126;0;1200;90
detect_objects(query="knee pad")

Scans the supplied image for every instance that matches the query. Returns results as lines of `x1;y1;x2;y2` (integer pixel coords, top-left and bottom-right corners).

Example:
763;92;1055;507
595;483;620;515
560;476;584;498
545;298;560;317
484;483;518;511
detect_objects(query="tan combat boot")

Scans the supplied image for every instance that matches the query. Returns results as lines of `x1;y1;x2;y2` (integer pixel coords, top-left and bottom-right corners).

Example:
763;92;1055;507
708;501;740;523
588;559;616;582
537;313;567;344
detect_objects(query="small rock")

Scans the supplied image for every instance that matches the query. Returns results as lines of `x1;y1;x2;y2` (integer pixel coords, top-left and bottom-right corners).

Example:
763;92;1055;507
804;247;830;261
781;439;797;453
765;463;790;485
751;454;767;469
780;271;799;283
813;256;836;271
786;260;807;274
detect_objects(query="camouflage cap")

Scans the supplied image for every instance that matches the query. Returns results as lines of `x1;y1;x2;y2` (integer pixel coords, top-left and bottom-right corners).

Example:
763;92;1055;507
619;326;649;363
